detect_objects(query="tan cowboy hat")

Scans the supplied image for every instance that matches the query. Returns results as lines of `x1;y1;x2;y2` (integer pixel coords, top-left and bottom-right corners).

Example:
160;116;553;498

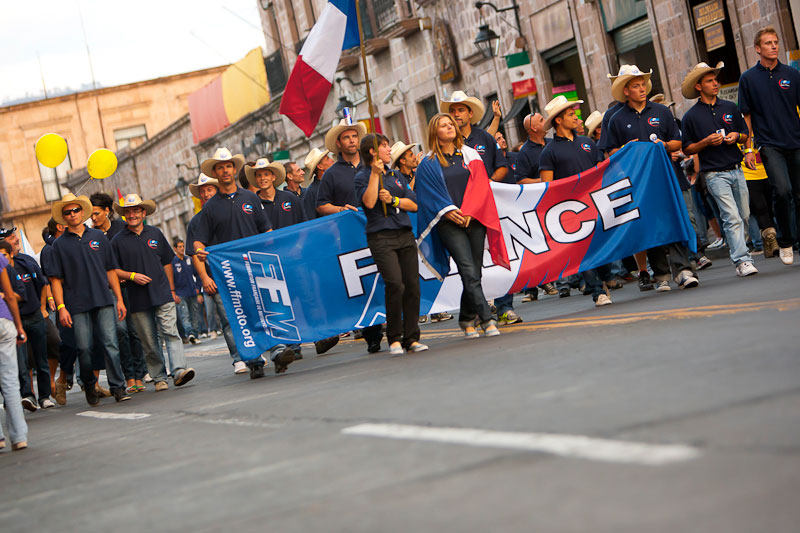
389;141;418;168
324;119;367;153
439;91;485;124
113;193;156;216
188;173;219;199
681;62;724;99
52;193;93;225
611;65;653;102
244;158;286;188
543;95;584;131
584;110;604;138
303;147;330;186
200;147;246;178
650;93;674;107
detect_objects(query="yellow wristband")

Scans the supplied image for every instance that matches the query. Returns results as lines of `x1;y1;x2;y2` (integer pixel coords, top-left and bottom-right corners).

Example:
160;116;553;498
744;148;754;154
56;304;65;311
196;247;203;254
47;296;54;300
130;272;136;281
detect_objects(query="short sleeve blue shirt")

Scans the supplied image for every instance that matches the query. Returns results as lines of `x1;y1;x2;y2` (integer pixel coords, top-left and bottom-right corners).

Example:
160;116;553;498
192;188;271;246
597;101;626;152
606;101;681;151
49;227;118;314
354;165;416;233
111;225;175;313
681;98;749;171
514;139;547;182
14;253;48;316
260;189;307;229
171;254;200;299
440;151;471;208
539;135;602;180
464;127;507;178
303;180;322;220
738;61;800;149
316;155;364;209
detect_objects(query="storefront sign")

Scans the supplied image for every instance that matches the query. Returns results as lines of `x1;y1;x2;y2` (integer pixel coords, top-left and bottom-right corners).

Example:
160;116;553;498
719;83;738;103
531;1;573;52
693;0;725;31
787;50;800;71
703;22;726;52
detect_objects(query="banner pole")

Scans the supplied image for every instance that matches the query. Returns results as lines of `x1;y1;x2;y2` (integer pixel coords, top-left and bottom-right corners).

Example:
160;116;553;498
355;0;387;217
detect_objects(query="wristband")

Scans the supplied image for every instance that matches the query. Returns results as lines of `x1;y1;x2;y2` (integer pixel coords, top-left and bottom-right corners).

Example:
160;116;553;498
56;304;65;311
392;196;400;208
130;272;136;281
47;296;54;301
195;247;203;254
744;148;754;154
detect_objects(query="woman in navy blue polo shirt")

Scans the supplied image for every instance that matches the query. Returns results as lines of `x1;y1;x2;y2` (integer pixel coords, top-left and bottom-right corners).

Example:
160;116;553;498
354;134;427;356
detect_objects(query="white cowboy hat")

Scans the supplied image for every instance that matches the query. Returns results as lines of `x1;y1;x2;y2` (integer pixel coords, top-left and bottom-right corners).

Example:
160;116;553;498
188;173;219;199
303;147;330;187
681;62;724;99
200;147;246;178
611;65;653;102
439;91;485;124
52;193;93;225
543;95;584;131
584;110;604;138
244;158;286;188
389;141;418;168
324;119;367;154
650;93;675;107
113;193;156;217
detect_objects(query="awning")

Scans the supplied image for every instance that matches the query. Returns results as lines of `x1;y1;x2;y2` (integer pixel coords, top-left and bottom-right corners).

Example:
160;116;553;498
500;97;530;127
477;108;494;130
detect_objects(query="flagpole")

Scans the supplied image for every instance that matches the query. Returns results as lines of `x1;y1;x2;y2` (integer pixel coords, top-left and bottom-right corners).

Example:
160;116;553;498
354;0;387;217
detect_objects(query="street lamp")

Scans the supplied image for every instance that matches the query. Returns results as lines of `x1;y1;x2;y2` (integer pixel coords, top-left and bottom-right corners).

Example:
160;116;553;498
473;1;524;59
175;162;198;197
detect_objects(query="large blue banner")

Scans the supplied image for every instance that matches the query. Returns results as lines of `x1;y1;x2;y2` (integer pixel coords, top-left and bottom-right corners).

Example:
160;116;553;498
207;143;694;360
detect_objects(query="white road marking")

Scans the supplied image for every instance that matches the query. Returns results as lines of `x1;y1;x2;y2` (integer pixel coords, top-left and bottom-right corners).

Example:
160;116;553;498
342;423;700;466
77;411;151;420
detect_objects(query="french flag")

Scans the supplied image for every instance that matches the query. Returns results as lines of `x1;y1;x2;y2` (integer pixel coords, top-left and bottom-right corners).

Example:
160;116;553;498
415;145;510;280
279;0;360;136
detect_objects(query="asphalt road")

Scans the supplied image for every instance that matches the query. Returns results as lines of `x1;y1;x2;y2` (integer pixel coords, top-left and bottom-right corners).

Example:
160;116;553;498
1;256;798;532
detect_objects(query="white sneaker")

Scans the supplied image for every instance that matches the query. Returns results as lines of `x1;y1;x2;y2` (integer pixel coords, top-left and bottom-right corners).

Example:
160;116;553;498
779;247;794;265
39;398;55;409
595;294;612;306
707;237;725;250
736;261;759;277
655;280;671;292
233;361;247;374
676;271;699;289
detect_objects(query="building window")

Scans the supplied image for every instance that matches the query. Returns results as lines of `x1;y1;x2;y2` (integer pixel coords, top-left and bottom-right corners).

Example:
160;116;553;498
386;111;409;143
37;147;72;202
114;124;147;150
419;95;438;126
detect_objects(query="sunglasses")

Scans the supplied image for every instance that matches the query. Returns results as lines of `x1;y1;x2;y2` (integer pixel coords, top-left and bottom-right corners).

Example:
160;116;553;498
62;207;83;216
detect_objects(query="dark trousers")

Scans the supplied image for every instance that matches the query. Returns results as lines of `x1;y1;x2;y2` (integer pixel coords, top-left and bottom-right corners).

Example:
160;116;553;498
582;264;613;301
367;229;421;348
437;219;492;327
119;286;147;381
58;320;79;375
647;242;692;282
17;312;51;401
760;146;800;247
746;178;775;233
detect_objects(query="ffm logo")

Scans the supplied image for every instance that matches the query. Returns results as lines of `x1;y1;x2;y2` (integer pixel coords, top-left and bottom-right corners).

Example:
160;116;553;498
647;117;660;127
247;251;300;342
779;79;791;89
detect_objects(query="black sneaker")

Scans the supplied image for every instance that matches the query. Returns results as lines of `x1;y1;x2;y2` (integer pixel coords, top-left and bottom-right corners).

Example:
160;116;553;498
21;397;38;412
272;347;295;374
249;364;265;379
112;389;131;402
367;342;381;354
638;271;654;291
558;287;571;298
84;385;100;407
314;336;339;355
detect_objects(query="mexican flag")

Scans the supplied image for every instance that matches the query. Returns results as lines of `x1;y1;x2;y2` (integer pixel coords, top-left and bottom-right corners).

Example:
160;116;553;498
506;52;537;99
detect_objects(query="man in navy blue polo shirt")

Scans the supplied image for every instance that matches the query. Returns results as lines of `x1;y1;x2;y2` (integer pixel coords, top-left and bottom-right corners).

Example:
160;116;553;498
606;65;699;292
172;239;203;345
495;131;518;185
246;159;307;229
515;112;548;184
316;119;385;353
283;161;305;198
46;193;130;406
302;148;333;221
739;26;800;265
193;148;295;379
538;96;614;307
681;62;758;278
112;194;195;391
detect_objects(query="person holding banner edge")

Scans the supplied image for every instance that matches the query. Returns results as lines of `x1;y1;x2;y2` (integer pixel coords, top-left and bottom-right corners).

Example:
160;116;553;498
355;133;427;355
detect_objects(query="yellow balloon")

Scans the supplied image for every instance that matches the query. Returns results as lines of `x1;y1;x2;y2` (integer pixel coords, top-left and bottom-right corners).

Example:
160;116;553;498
87;149;117;179
35;133;68;168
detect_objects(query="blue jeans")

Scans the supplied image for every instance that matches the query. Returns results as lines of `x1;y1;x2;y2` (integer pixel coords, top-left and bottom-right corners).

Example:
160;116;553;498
0;318;27;445
704;168;753;266
130;303;188;383
18;312;50;401
203;294;219;333
176;296;202;338
759;146;800;247
117;289;147;381
495;293;514;315
72;306;126;392
212;293;241;364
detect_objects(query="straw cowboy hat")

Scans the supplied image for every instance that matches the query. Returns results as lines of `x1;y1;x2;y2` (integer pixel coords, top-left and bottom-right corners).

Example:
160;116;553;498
543;95;584;131
113;193;156;217
681;62;724;99
439;91;485;124
584;110;604;138
611;65;653;102
52;193;93;225
200;147;245;178
324;119;367;153
303;147;330;186
390;141;418;168
188;173;219;199
650;93;675;107
244;158;286;188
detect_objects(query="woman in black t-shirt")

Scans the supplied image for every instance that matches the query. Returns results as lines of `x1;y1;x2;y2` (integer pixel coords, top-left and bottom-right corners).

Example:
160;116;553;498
355;134;427;355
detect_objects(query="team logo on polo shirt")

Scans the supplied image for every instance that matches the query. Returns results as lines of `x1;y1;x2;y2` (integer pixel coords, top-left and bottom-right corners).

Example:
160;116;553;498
88;240;101;250
580;142;592;152
175;263;183;273
395;178;402;188
647;117;660;127
147;239;158;249
475;144;486;154
281;201;292;211
779;79;791;89
21;273;31;283
242;203;254;214
722;113;734;124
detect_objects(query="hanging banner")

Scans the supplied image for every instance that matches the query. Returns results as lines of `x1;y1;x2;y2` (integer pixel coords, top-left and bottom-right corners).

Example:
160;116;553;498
206;142;694;361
